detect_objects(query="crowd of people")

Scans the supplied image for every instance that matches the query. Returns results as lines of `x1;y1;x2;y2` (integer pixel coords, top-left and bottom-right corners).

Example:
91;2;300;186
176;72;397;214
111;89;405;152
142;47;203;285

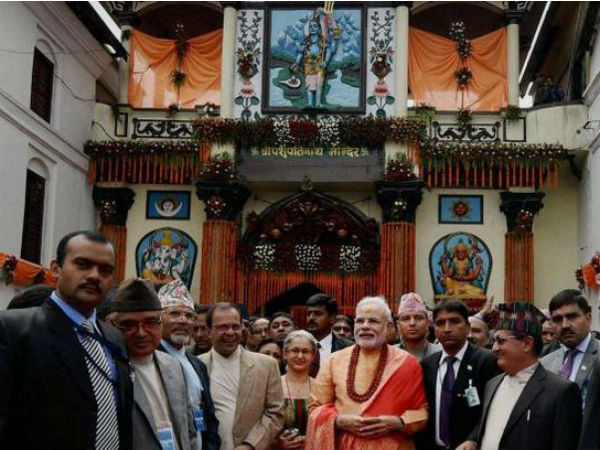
1;230;599;450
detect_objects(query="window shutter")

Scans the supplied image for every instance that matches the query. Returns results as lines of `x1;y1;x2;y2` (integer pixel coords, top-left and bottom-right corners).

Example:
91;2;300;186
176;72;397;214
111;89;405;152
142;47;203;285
30;48;54;122
21;170;46;264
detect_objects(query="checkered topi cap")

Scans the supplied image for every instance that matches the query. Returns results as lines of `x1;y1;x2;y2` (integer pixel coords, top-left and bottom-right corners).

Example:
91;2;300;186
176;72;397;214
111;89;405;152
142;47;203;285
158;279;194;310
496;301;545;338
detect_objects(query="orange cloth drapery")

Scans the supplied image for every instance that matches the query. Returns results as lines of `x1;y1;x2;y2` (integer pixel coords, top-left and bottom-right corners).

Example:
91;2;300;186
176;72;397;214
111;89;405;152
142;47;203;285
409;27;508;111
129;29;222;108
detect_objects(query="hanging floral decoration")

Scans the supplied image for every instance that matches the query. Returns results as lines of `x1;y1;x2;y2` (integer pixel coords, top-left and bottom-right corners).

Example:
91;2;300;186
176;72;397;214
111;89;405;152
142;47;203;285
197;155;238;183
170;23;189;104
575;253;600;291
449;21;472;60
414;103;436;121
191;116;427;149
0;252;56;287
384;154;418;182
502;105;523;122
456;68;473;89
419;141;568;189
456;108;473;129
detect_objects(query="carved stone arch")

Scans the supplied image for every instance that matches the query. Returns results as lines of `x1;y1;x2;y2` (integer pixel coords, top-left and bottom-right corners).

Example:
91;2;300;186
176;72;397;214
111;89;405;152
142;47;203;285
240;187;380;274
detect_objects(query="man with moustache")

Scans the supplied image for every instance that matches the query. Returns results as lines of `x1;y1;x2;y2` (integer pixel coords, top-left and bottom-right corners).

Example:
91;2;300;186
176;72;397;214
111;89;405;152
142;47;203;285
307;296;428;450
200;303;284;450
305;293;352;376
397;293;441;362
191;304;212;355
111;278;197;450
457;302;581;450
157;280;220;450
541;289;599;394
418;299;499;450
468;314;491;348
0;231;133;450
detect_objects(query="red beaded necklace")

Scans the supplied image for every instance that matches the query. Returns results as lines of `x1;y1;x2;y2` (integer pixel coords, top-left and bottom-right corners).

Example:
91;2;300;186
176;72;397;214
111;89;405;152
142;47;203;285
346;344;388;402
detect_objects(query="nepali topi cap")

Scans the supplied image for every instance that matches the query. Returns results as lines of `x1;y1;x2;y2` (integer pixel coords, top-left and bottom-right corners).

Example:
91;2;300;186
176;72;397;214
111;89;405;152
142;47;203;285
158;278;194;311
398;292;428;317
112;278;162;312
495;301;545;338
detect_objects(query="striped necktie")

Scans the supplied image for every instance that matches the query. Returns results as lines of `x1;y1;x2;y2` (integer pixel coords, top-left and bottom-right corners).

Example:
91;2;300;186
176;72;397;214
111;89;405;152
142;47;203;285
80;320;120;450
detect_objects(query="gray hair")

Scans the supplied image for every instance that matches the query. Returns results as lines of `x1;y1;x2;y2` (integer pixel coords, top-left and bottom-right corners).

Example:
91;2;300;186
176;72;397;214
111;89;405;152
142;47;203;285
356;296;392;321
283;329;318;353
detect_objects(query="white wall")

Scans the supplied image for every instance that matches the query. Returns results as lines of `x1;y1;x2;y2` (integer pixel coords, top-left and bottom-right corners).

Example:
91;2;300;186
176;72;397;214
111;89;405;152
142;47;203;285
0;2;114;307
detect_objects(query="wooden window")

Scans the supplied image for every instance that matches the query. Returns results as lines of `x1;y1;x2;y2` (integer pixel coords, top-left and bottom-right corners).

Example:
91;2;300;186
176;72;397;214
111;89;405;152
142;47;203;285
30;48;54;122
21;170;46;264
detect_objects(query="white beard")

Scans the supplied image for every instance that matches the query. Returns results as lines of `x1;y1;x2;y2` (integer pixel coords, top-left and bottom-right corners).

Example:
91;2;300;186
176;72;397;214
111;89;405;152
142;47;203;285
170;333;190;346
355;334;387;350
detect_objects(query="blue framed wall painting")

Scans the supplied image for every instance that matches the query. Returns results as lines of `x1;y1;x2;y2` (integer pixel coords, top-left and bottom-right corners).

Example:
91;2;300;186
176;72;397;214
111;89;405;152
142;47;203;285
136;228;197;289
429;232;492;308
439;195;483;224
262;4;366;113
146;191;191;220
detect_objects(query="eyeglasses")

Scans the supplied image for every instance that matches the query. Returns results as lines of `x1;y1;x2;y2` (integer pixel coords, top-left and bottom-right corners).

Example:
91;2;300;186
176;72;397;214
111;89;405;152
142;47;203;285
163;310;196;322
492;335;521;346
286;347;314;356
115;318;162;333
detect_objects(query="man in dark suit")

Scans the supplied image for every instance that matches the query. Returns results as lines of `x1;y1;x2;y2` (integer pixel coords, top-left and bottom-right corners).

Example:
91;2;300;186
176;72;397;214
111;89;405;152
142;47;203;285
417;299;498;450
0;230;133;450
541;290;599;393
156;279;220;450
305;293;353;377
457;301;581;450
579;356;600;450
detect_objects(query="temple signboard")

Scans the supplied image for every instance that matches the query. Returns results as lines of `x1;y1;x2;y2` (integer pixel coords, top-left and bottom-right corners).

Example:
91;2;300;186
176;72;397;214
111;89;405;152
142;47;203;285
238;147;382;183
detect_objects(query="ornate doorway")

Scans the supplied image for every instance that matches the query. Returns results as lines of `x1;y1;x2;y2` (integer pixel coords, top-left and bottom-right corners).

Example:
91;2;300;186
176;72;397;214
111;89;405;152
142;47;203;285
237;183;380;313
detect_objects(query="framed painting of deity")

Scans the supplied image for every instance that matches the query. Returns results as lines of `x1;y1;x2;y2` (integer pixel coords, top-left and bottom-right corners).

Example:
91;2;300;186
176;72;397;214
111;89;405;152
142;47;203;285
438;195;483;224
135;228;197;289
146;191;191;220
262;4;366;114
429;232;492;310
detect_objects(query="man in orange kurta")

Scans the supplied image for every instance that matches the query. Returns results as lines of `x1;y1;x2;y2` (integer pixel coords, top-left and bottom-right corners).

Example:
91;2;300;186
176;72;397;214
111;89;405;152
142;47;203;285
306;296;428;450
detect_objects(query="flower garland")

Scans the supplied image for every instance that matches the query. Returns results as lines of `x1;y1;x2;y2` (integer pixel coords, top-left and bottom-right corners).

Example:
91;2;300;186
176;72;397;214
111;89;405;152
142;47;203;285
449;21;473;98
384;154;417;182
84;140;199;158
575;253;600;291
198;156;237;183
170;23;189;103
191;116;427;149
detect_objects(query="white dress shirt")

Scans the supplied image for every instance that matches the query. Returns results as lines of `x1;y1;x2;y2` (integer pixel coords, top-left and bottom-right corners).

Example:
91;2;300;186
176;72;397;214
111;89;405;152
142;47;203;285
480;363;538;450
210;346;241;450
319;332;333;362
435;341;469;446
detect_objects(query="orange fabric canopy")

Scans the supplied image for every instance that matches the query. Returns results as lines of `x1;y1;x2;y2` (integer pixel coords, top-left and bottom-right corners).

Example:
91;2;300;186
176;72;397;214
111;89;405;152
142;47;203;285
129;29;222;108
409;27;508;111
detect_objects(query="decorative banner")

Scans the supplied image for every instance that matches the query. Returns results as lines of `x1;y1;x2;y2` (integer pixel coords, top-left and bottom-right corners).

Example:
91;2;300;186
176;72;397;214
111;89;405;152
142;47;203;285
136;228;197;289
429;232;492;309
263;5;365;113
147;191;191;220
439;195;483;224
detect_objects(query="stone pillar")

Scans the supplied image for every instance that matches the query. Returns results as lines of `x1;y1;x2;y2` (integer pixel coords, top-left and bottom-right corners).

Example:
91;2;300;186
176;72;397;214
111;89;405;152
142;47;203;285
92;186;135;283
111;4;140;105
500;191;544;303
195;180;249;303
394;2;412;116
220;3;238;118
376;180;425;306
506;4;526;105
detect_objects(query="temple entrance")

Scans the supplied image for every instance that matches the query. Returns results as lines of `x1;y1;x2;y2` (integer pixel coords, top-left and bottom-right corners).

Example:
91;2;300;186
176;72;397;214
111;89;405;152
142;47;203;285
236;182;380;314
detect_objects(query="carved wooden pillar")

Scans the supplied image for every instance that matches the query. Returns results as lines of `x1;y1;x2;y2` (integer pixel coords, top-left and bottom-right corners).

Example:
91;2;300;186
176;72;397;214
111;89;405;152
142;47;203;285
500;191;545;302
376;180;425;305
92;186;135;283
196;180;250;304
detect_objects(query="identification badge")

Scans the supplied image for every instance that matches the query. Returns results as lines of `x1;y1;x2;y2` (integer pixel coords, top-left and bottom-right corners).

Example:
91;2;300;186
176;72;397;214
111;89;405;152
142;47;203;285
193;405;205;432
157;426;176;450
465;386;480;407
